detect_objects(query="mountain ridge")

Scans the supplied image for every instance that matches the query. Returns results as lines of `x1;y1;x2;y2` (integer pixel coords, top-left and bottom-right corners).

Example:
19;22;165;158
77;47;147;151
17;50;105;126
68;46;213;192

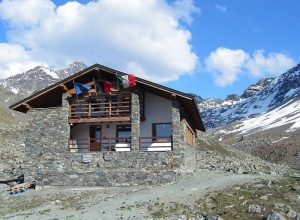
198;63;300;130
0;61;87;95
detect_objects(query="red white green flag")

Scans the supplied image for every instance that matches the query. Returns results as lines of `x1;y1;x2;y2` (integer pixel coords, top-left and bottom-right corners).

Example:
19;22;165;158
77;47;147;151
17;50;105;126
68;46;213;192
117;74;136;89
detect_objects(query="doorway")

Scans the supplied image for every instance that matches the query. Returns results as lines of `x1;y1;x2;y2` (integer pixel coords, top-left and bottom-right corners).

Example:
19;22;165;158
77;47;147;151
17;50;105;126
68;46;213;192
90;125;101;151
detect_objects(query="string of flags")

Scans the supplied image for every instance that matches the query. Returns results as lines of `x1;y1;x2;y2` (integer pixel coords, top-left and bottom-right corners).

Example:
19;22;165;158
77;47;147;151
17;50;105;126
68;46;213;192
73;73;136;95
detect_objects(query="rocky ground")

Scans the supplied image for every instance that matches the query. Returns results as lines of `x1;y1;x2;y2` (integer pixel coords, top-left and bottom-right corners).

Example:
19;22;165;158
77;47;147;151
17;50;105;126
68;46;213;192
207;125;300;171
2;170;299;220
196;136;291;175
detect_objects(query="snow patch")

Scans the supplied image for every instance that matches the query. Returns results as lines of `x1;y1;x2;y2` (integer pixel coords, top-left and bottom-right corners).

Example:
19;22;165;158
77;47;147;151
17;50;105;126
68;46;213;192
273;136;289;143
41;67;59;79
11;88;19;94
284;88;299;98
229;98;300;135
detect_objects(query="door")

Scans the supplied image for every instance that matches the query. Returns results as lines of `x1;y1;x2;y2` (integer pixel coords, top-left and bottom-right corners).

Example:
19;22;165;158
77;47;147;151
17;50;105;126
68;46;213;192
90;125;101;151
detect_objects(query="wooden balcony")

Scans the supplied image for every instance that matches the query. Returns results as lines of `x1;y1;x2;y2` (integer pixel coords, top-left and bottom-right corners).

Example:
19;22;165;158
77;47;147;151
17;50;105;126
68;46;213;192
68;92;131;123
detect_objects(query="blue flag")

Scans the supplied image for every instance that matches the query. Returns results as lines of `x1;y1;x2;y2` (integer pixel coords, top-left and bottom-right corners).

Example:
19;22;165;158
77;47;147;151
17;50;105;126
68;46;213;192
74;82;91;95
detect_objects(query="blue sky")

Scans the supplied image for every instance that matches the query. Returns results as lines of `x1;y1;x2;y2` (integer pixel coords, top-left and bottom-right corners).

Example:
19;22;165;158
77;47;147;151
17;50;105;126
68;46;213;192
0;0;299;99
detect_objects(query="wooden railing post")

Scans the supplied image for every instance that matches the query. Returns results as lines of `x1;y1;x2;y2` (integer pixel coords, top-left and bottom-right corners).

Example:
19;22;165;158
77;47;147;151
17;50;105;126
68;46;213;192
88;103;91;117
109;96;112;117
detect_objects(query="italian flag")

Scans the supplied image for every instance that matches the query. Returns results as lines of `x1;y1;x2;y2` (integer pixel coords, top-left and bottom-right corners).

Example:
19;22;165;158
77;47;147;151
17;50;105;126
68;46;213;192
117;74;136;89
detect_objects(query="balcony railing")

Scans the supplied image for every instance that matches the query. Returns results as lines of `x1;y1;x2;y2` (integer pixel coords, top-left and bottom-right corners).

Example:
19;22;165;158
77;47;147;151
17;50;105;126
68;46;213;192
139;137;172;151
69;137;173;152
69;137;131;152
68;92;131;123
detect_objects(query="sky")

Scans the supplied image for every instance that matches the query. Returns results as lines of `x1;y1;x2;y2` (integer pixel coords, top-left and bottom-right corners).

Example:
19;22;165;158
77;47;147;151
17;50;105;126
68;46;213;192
0;0;299;99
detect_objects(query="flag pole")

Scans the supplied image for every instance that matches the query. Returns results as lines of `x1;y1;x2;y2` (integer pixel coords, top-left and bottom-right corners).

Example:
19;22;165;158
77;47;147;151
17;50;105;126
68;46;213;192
93;78;101;106
73;80;79;102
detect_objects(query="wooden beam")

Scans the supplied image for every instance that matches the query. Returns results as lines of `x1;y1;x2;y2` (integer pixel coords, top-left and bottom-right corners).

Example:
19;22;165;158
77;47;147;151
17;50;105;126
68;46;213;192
60;84;70;94
68;116;131;124
22;103;31;109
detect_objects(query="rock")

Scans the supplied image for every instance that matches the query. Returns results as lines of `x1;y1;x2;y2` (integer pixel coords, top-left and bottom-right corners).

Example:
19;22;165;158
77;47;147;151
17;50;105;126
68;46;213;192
204;216;218;220
291;185;300;192
274;203;285;209
287;209;297;219
248;204;261;213
34;185;44;191
255;184;265;188
267;180;272;188
266;211;287;220
260;195;269;200
225;204;235;209
51;199;62;205
234;167;244;175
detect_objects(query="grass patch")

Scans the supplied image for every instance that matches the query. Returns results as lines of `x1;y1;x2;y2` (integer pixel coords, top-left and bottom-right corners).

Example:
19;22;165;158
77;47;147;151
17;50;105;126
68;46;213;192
197;137;231;156
147;177;300;219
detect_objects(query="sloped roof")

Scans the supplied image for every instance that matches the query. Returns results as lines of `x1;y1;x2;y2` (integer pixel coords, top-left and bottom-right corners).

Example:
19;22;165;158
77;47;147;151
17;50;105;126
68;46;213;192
10;64;205;131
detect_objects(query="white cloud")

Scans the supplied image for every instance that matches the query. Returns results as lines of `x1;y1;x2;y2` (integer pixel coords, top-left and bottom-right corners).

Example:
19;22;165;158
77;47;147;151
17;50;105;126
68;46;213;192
206;47;296;87
172;0;200;24
0;0;55;27
214;4;227;12
0;43;46;78
0;0;199;82
205;47;249;87
246;50;296;76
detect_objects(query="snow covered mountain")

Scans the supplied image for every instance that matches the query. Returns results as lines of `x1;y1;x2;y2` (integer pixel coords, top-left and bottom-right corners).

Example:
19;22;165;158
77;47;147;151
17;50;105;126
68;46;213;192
199;63;300;129
0;61;86;95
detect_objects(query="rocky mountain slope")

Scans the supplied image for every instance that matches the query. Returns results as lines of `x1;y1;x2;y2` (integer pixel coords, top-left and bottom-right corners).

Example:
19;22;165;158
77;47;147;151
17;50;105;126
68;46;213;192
0;61;86;95
202;63;300;170
199;64;300;129
0;86;24;127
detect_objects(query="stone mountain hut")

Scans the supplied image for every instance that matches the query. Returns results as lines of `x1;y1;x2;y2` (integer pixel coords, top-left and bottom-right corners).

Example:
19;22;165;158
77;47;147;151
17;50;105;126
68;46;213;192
10;64;205;186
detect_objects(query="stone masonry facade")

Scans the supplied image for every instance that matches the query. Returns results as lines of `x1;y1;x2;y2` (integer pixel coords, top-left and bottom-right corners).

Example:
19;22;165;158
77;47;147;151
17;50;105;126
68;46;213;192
23;92;197;186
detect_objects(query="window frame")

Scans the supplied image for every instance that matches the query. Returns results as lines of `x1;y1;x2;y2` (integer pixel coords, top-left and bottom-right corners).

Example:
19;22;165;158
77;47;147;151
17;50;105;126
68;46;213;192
116;124;131;142
152;123;172;142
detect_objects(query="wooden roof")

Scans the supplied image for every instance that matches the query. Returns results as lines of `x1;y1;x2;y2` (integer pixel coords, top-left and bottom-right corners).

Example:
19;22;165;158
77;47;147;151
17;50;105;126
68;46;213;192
10;64;205;131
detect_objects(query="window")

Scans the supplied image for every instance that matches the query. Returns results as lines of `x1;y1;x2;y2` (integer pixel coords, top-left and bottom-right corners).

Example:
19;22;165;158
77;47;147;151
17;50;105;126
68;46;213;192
116;125;131;142
152;123;172;141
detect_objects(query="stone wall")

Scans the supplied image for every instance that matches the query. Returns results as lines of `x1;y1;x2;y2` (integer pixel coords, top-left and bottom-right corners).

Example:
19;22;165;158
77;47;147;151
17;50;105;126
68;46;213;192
41;151;181;186
131;88;140;151
172;100;181;151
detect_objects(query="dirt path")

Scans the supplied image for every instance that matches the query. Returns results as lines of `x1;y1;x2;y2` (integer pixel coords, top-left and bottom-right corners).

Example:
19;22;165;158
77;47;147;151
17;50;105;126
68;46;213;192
0;170;278;219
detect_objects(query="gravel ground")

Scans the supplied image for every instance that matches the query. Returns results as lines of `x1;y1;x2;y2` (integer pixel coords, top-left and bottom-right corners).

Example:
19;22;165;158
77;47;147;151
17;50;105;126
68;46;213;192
0;170;279;220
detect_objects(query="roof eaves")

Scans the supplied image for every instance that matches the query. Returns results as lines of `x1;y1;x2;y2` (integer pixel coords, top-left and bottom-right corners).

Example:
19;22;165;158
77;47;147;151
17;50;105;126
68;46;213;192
9;64;99;110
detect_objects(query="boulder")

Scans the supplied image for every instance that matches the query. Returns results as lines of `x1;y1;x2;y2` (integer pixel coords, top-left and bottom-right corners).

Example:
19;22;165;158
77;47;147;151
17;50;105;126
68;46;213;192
287;209;297;219
291;185;300;192
266;211;287;220
248;204;261;213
